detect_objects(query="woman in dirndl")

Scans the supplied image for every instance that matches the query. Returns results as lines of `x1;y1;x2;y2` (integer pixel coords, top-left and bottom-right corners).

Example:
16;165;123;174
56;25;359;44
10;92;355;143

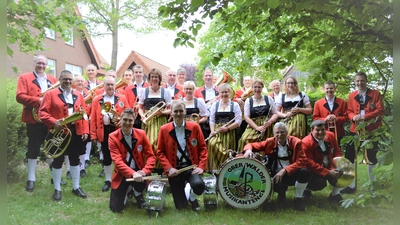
237;79;279;152
182;81;209;124
275;75;312;139
207;83;242;172
138;68;172;174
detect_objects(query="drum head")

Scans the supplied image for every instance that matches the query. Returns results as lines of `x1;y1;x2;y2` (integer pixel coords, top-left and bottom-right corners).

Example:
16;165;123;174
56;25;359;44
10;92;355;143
217;157;272;209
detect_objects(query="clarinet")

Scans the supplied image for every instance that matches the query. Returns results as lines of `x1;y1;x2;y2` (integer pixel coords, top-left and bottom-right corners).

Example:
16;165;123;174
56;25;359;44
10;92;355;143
283;95;305;123
258;105;273;142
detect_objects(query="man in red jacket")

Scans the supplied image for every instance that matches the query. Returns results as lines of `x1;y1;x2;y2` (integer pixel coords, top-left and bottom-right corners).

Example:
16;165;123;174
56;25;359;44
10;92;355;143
16;55;58;192
108;108;155;212
39;70;89;201
157;100;208;211
341;72;385;194
243;122;310;211
302;120;343;203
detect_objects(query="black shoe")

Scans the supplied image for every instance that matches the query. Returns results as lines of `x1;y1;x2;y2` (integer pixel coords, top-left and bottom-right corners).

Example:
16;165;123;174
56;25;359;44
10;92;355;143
328;194;343;203
340;186;356;194
134;194;146;209
85;160;90;169
53;189;62;201
66;171;72;179
277;192;286;201
189;199;201;211
99;168;105;177
26;180;35;192
72;187;87;198
80;169;87;178
102;181;111;192
51;178;67;186
303;190;312;199
293;197;305;211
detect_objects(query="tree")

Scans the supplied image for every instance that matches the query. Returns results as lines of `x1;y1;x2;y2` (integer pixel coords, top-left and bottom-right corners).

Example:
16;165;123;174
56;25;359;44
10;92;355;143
79;0;166;70
179;63;198;81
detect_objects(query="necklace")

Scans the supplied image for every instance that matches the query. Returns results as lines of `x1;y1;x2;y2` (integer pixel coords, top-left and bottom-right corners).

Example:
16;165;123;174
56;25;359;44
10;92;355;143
151;86;160;92
254;96;262;103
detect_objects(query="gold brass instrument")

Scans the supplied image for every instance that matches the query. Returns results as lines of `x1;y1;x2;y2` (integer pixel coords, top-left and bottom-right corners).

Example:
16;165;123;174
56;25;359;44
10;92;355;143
216;69;236;86
115;78;127;90
328;157;356;188
84;90;96;104
327;116;338;141
188;113;201;123
358;124;370;165
240;87;254;101
101;101;121;126
142;101;166;125
205;115;241;142
43;107;87;158
32;81;61;123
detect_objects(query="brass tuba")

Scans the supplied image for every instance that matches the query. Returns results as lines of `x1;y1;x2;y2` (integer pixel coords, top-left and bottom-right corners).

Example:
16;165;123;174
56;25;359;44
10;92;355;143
215;69;236;86
42;107;88;158
327;157;355;188
101;102;121;126
142;101;166;125
32;81;61;123
240;87;254;101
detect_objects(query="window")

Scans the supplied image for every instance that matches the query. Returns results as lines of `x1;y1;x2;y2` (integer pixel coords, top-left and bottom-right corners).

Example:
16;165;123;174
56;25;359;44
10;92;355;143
65;28;74;46
47;59;56;77
65;64;82;77
44;27;55;39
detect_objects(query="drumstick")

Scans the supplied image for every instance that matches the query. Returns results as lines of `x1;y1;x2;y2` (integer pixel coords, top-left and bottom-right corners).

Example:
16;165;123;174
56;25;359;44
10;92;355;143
177;164;197;174
126;175;161;182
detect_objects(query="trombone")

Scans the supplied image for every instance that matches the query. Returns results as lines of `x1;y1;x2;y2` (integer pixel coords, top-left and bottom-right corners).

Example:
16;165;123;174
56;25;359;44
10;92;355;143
32;81;61;123
326;116;337;141
205;115;241;142
142;101;166;125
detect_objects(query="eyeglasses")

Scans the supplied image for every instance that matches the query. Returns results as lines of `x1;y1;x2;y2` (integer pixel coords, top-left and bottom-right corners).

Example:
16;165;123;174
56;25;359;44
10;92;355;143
253;86;263;89
62;78;73;81
286;82;295;85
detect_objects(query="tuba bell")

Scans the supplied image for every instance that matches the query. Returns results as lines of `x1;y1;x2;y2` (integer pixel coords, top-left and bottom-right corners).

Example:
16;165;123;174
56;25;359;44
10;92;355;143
115;78;127;90
32;81;61;123
42;107;88;158
328;157;355;188
215;69;236;86
142;101;166;125
101;101;121;126
240;87;254;101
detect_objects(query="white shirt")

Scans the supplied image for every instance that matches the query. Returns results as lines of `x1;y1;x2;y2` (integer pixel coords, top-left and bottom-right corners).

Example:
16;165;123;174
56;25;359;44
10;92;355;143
59;87;73;116
89;80;98;90
276;139;290;172
244;95;277;117
35;72;48;93
205;86;217;101
358;90;366;116
174;121;187;162
166;83;176;98
326;96;335;112
123;129;136;169
209;100;242;126
314;136;329;166
184;98;210;117
103;93;115;125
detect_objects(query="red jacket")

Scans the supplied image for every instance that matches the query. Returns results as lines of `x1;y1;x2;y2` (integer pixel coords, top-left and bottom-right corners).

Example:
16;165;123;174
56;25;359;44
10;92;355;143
125;82;150;108
162;83;186;100
84;79;101;91
90;93;129;142
157;121;208;173
194;85;219;101
16;72;57;124
243;136;306;176
109;128;156;189
347;89;385;133
302;131;342;177
39;87;89;135
312;96;349;138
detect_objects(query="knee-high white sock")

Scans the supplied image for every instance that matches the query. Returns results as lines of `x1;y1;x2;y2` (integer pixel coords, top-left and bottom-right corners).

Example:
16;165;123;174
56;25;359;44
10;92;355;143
79;155;86;171
368;164;377;182
331;187;342;196
27;159;37;181
52;168;62;191
295;181;308;198
104;165;112;181
64;156;70;172
85;142;92;161
184;183;191;200
70;166;80;190
189;188;198;201
46;158;53;167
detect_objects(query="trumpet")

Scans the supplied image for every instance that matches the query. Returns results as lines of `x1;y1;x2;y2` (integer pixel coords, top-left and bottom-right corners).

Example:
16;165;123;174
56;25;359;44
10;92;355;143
142;101;166;125
205;115;240;142
101;102;121;126
84;90;96;104
326;115;337;141
32;81;61;123
43;107;88;158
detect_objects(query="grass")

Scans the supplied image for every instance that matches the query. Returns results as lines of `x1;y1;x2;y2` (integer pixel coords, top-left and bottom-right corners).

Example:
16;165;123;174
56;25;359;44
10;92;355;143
8;155;393;225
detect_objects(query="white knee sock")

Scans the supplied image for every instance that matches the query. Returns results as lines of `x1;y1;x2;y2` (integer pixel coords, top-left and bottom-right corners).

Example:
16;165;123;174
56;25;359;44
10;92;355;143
331;187;342;196
295;181;308;198
64;155;70;172
85;142;92;161
46;158;53;167
184;183;191;200
104;165;112;181
70;166;80;190
189;188;198;201
27;159;37;181
52;168;63;191
348;163;356;188
79;155;86;171
368;164;377;182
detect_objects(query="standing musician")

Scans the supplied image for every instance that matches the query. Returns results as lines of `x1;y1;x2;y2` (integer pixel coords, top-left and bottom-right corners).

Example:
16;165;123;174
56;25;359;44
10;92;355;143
341;72;385;194
163;69;185;100
177;67;187;86
157;100;208;211
16;55;59;192
137;68;172;174
116;69;134;95
243;122;310;211
39;70;89;201
312;81;348;146
124;64;150;129
275;75;312;139
207;83;242;172
84;64;101;90
182;81;209;124
237;80;279;151
234;76;253;143
90;76;129;192
108;108;156;212
302;120;344;203
268;79;282;102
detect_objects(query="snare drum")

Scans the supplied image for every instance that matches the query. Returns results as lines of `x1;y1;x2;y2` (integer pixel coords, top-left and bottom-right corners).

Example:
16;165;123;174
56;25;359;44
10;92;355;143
146;180;167;212
217;155;272;209
203;175;218;208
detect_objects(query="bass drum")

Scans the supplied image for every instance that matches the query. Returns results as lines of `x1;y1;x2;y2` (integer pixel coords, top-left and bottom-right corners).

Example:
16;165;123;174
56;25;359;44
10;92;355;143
203;175;218;208
217;155;272;209
145;180;167;213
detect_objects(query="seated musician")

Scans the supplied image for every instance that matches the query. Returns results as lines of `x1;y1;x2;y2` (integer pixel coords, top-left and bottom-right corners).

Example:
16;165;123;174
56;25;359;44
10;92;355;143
108;108;155;212
302;120;344;203
157;100;208;211
243;122;310;211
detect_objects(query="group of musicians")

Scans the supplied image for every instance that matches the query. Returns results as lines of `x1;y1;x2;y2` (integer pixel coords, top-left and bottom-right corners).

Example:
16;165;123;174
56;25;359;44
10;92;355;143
16;55;385;213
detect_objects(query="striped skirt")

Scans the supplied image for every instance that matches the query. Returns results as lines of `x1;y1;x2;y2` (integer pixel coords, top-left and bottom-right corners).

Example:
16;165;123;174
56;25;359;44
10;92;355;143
285;113;307;139
237;116;273;152
142;114;167;170
207;125;237;173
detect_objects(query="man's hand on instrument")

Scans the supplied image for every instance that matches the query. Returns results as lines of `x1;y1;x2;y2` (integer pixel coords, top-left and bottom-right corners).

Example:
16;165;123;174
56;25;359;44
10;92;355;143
325;114;336;122
168;168;179;177
52;120;63;131
353;114;364;123
236;98;244;107
243;150;254;158
132;170;145;182
273;168;287;184
327;169;340;179
81;134;88;141
192;167;204;175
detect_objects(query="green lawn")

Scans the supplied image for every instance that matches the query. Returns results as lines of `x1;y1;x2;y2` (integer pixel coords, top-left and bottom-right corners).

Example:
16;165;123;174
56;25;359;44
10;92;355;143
8;157;393;225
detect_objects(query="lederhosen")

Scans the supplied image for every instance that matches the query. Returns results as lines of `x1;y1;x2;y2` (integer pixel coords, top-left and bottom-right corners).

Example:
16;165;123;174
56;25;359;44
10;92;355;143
281;92;307;139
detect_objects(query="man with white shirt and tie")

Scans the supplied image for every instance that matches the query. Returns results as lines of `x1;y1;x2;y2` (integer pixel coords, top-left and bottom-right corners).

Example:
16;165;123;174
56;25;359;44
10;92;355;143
163;69;185;100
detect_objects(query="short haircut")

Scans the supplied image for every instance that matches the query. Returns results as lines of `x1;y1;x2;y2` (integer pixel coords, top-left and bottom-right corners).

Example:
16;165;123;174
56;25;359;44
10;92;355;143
170;99;186;111
34;55;48;64
219;83;231;92
311;120;325;129
148;68;162;85
203;68;213;75
183;81;196;89
252;79;264;88
120;108;136;119
355;71;368;81
59;70;72;80
273;122;288;133
125;69;133;73
269;79;280;89
132;64;143;70
324;80;336;88
177;67;187;74
85;64;97;70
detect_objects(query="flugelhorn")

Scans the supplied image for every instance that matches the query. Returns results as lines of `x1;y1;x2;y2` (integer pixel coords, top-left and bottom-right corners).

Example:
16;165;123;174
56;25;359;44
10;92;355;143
142;101;166;125
42;107;88;158
32;81;61;123
101;102;121;126
205;115;241;142
84;90;96;104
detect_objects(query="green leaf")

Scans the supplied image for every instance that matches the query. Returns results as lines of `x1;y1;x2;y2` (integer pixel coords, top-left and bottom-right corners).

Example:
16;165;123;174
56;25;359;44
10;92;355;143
7;46;13;57
191;0;204;9
287;51;296;62
268;0;280;9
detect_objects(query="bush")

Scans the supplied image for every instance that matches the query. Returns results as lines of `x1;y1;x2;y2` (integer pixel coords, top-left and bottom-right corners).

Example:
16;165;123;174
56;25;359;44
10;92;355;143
7;78;28;183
